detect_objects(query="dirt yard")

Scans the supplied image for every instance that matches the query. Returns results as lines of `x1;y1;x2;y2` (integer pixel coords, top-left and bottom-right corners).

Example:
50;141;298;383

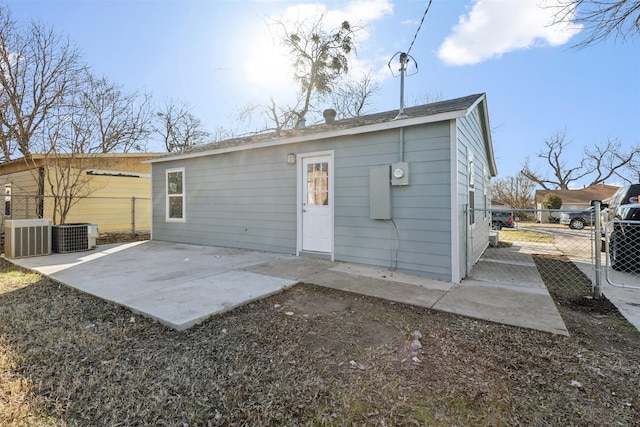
1;256;639;426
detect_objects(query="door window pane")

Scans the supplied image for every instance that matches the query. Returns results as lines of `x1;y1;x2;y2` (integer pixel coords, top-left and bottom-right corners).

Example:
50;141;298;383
307;162;329;206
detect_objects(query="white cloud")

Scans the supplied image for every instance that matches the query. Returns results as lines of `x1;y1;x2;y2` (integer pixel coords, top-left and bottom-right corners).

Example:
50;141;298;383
279;0;393;41
243;0;393;98
341;0;394;24
437;0;583;66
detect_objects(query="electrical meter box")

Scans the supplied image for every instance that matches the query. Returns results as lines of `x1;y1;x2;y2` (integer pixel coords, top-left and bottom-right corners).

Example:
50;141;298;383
391;162;410;186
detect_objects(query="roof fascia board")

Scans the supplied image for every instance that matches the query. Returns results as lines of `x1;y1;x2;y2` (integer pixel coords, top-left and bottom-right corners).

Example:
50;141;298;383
2;153;160;167
146;109;466;164
470;95;498;177
465;93;485;115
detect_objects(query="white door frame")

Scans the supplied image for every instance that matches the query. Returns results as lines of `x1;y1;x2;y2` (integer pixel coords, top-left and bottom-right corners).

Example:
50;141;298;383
296;150;334;259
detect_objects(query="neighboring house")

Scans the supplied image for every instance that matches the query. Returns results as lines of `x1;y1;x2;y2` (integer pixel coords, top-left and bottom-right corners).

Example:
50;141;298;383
534;184;619;223
147;94;497;283
491;199;510;209
0;153;159;233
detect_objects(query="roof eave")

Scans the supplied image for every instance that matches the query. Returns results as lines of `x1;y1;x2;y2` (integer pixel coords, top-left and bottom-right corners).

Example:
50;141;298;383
145;109;467;164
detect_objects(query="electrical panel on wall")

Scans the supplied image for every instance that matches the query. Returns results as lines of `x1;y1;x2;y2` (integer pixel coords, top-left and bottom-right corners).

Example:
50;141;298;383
370;165;391;220
391;162;410;186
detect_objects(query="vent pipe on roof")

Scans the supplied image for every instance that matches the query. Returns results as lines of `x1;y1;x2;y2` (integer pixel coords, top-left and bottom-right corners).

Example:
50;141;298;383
323;109;336;124
297;117;306;129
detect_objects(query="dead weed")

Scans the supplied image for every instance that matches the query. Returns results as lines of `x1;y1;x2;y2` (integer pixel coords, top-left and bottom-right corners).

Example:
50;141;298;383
0;257;639;426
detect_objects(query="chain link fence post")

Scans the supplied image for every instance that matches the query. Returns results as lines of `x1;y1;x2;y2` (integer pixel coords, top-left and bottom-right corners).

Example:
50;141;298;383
593;201;602;298
131;196;136;234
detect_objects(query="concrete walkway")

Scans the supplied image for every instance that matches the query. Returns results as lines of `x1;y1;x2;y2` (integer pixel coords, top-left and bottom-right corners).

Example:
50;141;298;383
10;240;569;335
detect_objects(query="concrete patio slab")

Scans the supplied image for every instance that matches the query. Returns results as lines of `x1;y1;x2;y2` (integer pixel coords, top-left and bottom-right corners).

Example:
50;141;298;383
298;260;568;336
329;263;455;291
433;280;569;336
120;270;295;330
468;259;545;288
302;269;451;309
244;256;335;280
12;241;297;330
9;240;572;335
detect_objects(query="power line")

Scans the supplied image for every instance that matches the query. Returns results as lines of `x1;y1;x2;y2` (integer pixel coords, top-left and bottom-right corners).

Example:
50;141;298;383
406;0;433;57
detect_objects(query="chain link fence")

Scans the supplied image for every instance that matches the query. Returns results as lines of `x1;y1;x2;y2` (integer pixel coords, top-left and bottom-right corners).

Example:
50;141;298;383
475;208;640;299
478;208;597;299
1;194;151;251
604;218;640;289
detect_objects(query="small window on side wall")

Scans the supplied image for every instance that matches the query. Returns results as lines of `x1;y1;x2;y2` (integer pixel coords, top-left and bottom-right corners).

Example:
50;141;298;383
166;168;185;222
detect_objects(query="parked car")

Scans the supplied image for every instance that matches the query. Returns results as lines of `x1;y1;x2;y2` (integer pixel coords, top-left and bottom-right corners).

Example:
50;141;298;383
593;184;640;249
608;203;640;271
560;206;599;230
491;211;514;230
600;183;640;225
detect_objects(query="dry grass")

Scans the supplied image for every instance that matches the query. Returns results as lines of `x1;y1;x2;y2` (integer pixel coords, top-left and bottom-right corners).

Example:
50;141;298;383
1;257;639;426
499;229;555;243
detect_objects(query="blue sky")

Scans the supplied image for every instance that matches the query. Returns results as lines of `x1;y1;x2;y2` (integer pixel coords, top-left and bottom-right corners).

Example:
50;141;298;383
5;0;640;186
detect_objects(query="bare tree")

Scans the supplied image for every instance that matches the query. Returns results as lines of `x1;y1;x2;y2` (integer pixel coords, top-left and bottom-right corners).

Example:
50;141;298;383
32;69;101;224
83;75;153;153
26;68;157;223
234;16;369;136
272;15;359;127
583;137;640;183
329;70;380;119
521;130;640;189
0;7;83;161
211;125;236;143
407;90;443;107
627;152;640;182
491;173;537;209
551;0;640;47
237;97;299;136
156;100;210;152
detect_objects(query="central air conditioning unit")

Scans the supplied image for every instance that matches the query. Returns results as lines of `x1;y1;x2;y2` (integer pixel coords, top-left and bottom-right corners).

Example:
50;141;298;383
52;223;98;253
4;219;52;259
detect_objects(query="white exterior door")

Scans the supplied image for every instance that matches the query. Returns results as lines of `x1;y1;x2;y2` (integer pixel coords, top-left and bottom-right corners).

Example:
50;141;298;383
301;155;332;253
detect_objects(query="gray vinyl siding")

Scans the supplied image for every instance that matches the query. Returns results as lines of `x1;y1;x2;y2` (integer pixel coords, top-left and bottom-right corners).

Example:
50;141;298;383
151;121;455;281
455;129;469;280
152;144;298;254
456;106;491;275
333;123;453;281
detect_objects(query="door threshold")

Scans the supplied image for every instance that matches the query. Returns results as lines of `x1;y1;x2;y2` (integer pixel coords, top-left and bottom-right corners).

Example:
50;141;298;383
299;250;332;260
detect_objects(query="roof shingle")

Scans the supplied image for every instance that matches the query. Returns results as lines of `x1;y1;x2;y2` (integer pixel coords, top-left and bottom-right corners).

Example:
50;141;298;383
157;93;485;159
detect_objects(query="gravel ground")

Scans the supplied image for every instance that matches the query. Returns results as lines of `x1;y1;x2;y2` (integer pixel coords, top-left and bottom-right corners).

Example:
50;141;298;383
1;256;639;426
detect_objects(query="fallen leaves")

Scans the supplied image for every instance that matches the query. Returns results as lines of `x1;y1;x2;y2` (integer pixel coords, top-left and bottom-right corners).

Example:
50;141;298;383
0;259;639;425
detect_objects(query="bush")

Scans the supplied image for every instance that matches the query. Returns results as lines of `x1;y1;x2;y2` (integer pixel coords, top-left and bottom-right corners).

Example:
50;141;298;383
542;193;562;210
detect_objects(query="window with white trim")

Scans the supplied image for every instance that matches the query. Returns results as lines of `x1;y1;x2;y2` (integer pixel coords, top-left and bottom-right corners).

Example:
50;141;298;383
166;168;185;221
